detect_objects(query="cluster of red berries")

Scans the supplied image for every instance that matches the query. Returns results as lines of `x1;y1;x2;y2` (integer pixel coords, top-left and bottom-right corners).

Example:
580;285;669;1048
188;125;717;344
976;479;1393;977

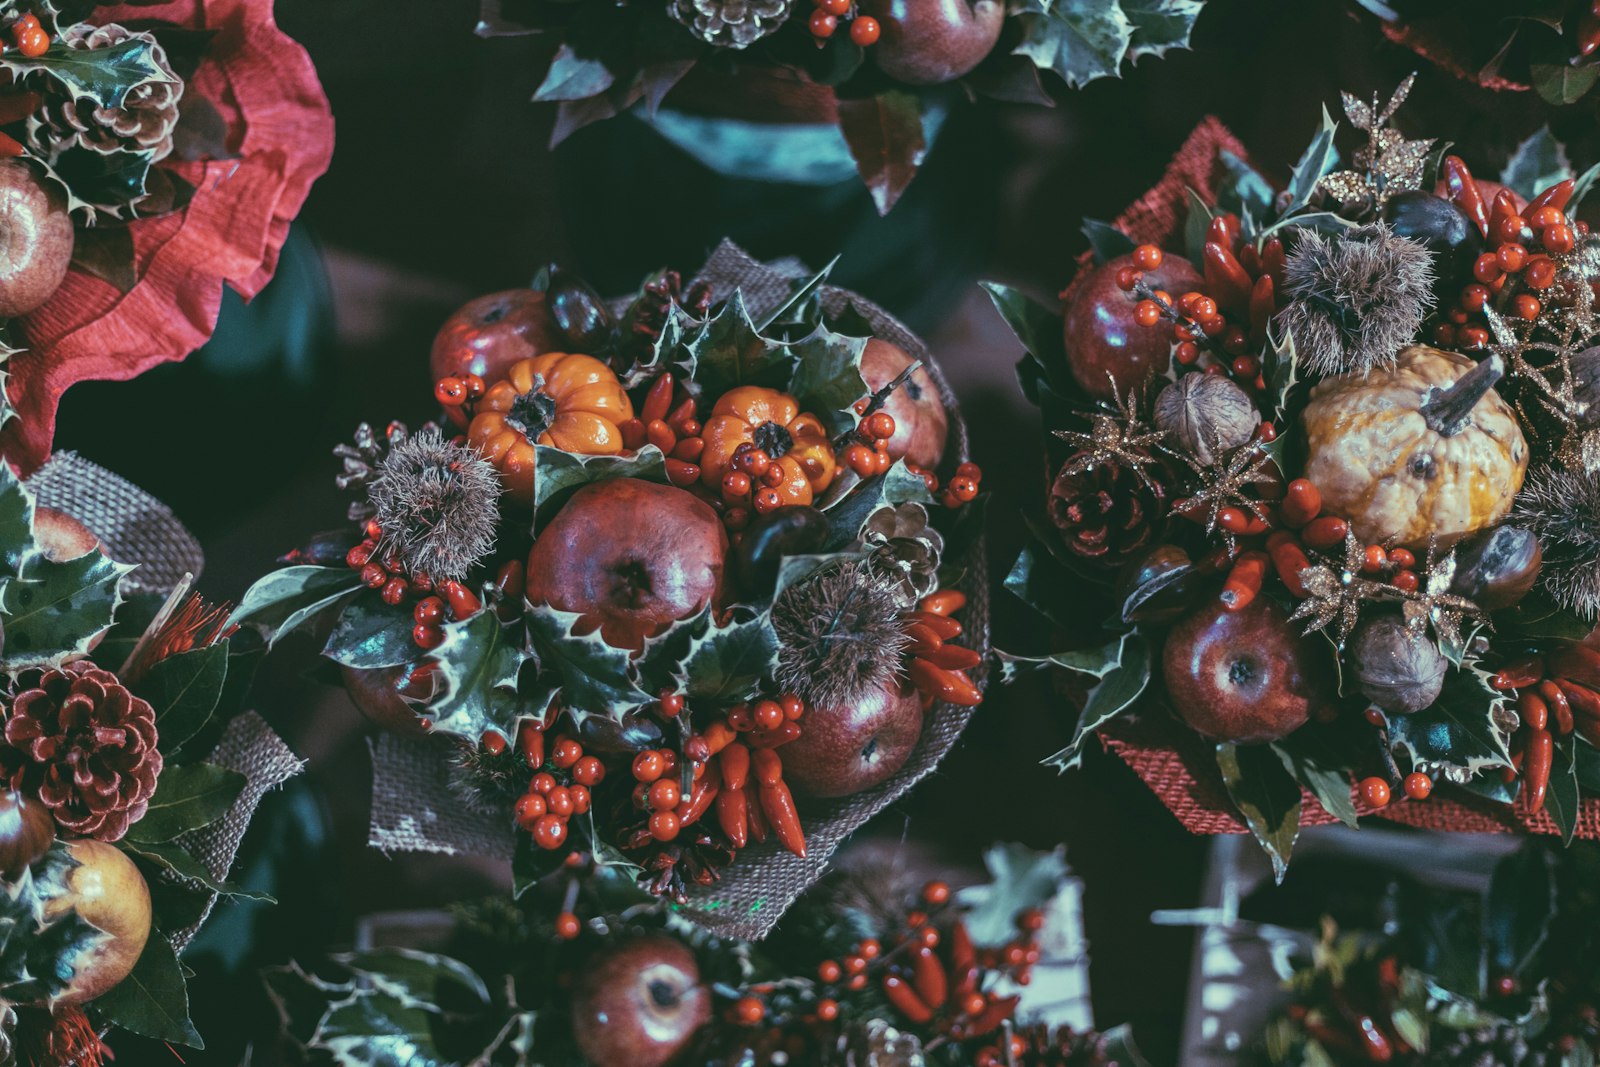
344;521;484;649
1434;157;1587;350
719;440;799;523
435;372;488;428
3;13;49;58
629;744;695;845
1355;772;1434;810
841;409;899;478
513;723;605;851
807;0;880;46
1118;222;1285;393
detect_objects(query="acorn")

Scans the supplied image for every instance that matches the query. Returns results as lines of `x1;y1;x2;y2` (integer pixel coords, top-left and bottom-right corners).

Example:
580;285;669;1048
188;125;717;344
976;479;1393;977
1116;543;1203;624
1154;373;1258;465
1450;525;1541;611
733;505;830;598
1349;615;1446;715
0;791;53;880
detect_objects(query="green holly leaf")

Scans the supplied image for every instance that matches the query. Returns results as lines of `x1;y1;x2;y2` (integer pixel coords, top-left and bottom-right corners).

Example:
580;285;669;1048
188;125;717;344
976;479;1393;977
836;90;927;216
120;840;272;901
759;258;837;334
523;603;651;731
135;644;229;755
1123;0;1203;63
1546;735;1580;847
817;460;933;550
784;326;868;437
1003;542;1082;630
1282;105;1340;217
426;609;533;741
0;463;36;577
981;280;1071;405
683;292;796;400
311;991;447;1067
1012;0;1134;90
532;42;615;102
1264;325;1305;421
1216;741;1301;884
533;443;666;520
1272;727;1358;829
1501;126;1572;202
2;36;173;111
1387;659;1514;782
0;546;134;669
1532;62;1600;107
1002;631;1150;771
322;595;420;671
124;763;246;844
91;932;203;1048
956;843;1069;946
229;566;363;649
1081;218;1136;264
334;948;491;1013
678;607;780;707
1500;588;1593;643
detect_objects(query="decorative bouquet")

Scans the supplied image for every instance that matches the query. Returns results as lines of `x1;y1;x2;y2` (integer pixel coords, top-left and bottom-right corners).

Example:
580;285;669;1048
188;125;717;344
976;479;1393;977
0;0;331;470
0;453;298;1065
234;242;988;937
269;843;1141;1067
478;0;1205;212
995;76;1600;878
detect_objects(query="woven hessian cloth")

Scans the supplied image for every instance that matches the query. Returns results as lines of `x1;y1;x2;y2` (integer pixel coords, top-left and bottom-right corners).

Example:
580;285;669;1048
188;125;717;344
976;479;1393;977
367;239;991;939
1068;118;1591;840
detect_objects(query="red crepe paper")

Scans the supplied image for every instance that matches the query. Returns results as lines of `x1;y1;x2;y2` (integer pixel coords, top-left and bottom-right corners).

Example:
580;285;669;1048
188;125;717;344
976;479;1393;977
2;0;333;472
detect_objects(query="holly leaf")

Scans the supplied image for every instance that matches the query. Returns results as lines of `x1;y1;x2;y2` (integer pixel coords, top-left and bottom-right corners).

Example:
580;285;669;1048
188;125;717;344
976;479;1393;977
0;463;37;577
1501;126;1572;202
91;931;203;1048
678;607;779;707
1123;0;1203;63
1082;218;1135;264
229;566;363;650
310;991;447;1067
1500;588;1593;643
2;36;173;110
512;831;571;899
1570;159;1600;215
523;603;651;731
426;609;533;741
817;460;933;549
1485;846;1553;987
955;843;1069;946
999;631;1151;771
334;948;491;1013
1098;1025;1155;1067
531;42;615;102
1532;62;1600;107
533;443;667;521
1264;326;1305;421
322;595;419;671
683;292;796;400
135;644;228;755
1272;728;1358;829
124;763;245;843
1547;735;1581;847
1282;105;1340;217
120;840;272;901
784;326;868;437
1216;741;1301;883
0;546;134;669
759;259;836;334
981;281;1071;404
1003;543;1081;630
836;90;926;216
1387;659;1514;781
1011;0;1134;90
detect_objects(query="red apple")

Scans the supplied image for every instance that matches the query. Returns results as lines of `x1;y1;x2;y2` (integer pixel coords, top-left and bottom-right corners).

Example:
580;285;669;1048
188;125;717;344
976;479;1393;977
780;677;922;798
861;0;1004;85
0;160;72;318
33;507;98;561
526;480;728;652
1161;595;1328;744
1063;252;1203;402
429;289;563;389
570;937;710;1067
341;663;436;738
860;338;948;470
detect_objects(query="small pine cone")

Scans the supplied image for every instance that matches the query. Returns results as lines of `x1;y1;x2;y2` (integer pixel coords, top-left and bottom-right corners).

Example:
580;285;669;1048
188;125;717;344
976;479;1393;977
27;23;183;167
1048;453;1169;565
668;0;791;47
0;663;162;843
860;503;944;606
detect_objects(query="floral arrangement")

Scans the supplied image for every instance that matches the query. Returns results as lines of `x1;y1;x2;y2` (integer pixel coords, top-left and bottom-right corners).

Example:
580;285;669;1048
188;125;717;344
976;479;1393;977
0;0;331;471
269;843;1143;1067
995;76;1600;878
233;243;987;934
1259;842;1600;1066
0;462;280;1064
478;0;1205;212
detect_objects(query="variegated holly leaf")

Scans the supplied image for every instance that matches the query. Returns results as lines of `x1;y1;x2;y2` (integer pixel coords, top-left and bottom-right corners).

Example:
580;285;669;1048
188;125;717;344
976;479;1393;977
523;603;651;730
2;35;174;111
0;545;134;669
1387;658;1515;784
333;948;491;1013
682;292;796;401
956;843;1070;946
311;991;447;1067
1014;0;1196;88
0;844;104;1007
999;631;1150;771
0;461;35;576
533;443;666;520
1263;325;1305;421
426;609;534;741
91;931;203;1048
785;325;867;437
817;459;934;550
322;594;419;671
1123;0;1204;63
1501;126;1572;202
1283;105;1340;217
229;566;364;649
678;606;780;707
1217;741;1301;883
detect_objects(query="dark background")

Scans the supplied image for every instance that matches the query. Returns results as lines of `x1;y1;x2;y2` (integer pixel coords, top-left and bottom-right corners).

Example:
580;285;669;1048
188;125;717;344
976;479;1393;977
46;1;1598;1061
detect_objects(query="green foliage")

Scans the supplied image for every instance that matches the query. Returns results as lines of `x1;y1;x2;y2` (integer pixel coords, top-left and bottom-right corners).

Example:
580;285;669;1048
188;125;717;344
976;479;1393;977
427;608;536;741
124;763;246;843
1501;126;1573;201
0;546;134;669
229;565;363;649
92;932;203;1047
998;630;1151;771
135;644;229;755
1216;741;1301;883
957;843;1070;946
522;603;650;731
322;594;422;671
1387;659;1514;783
1011;0;1202;89
2;35;172;110
836;90;926;217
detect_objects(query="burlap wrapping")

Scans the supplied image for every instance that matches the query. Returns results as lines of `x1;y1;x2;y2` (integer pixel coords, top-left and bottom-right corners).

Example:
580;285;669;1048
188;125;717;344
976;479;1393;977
20;454;302;946
367;240;990;939
1064;118;1600;841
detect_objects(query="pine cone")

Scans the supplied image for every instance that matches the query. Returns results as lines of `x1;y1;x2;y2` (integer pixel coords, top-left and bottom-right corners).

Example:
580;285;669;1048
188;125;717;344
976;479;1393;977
668;0;791;48
1048;452;1169;565
836;1019;925;1066
28;23;182;166
0;663;162;842
860;503;944;606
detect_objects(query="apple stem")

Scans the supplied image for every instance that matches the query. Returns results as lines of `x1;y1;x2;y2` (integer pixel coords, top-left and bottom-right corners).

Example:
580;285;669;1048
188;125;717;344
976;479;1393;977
834;358;924;451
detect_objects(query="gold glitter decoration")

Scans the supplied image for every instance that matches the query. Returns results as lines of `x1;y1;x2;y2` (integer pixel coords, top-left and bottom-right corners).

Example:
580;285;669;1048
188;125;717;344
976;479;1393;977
1399;539;1483;656
1315;74;1434;212
1052;385;1169;492
1163;437;1278;551
1289;531;1400;644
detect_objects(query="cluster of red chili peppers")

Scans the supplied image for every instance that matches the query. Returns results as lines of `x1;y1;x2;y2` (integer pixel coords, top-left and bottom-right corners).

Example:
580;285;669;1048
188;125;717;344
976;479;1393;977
905;589;982;708
1491;642;1600;814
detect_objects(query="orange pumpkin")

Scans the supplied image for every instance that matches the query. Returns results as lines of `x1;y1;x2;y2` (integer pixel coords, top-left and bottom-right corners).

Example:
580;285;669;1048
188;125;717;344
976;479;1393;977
468;353;635;502
699;386;836;505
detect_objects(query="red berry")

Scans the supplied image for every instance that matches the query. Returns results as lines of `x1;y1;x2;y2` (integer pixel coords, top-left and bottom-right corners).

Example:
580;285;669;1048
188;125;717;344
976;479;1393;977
435;376;466;406
923;880;950;905
412;623;443;649
1133;300;1162;328
572;756;605;786
1388;547;1416;569
819;0;849;12
414;596;445;625
816;998;839;1021
633;750;665;783
648;779;681;811
381;577;408;606
531;772;557;794
547;786;575;818
1527;257;1557;289
532;813;568;849
1403;771;1433;800
809;9;837;35
1532;205;1565;229
551;737;583;769
1114;267;1142;291
649;810;681;841
819;960;842;983
1472;252;1502;284
734;996;765;1025
753;487;782;513
864;411;896;440
1514;294;1542;320
780;693;805;720
1496;244;1527;273
570;784;591;814
555;912;581;939
752;700;784;731
1132;244;1164;271
1392;569;1419;593
513;793;546;828
722;471;751;500
1358;777;1391;808
849;15;880;44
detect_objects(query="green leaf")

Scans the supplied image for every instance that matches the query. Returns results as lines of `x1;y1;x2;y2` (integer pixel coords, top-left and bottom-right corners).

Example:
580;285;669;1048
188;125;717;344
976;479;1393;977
999;631;1150;771
136;644;228;755
533;443;667;520
120;840;272;901
785;325;868;436
124;763;246;843
2;37;173;111
758;259;837;333
1272;728;1358;829
1003;542;1081;630
91;932;203;1048
683;292;796;400
523;603;651;732
1099;1024;1155;1067
0;547;134;669
1485;845;1553;986
678;607;779;707
513;831;571;899
531;42;615;102
1532;62;1600;106
836;90;927;216
1547;735;1580;846
957;843;1069;946
322;595;425;671
1081;218;1135;264
0;463;36;577
981;281;1071;405
1501;588;1593;643
229;566;363;649
1387;659;1514;781
426;608;534;741
1182;186;1216;268
334;948;491;1012
1283;106;1340;217
1569;160;1600;214
1122;0;1203;64
817;460;933;550
311;990;446;1067
1012;0;1134;89
1501;126;1573;202
1216;741;1302;883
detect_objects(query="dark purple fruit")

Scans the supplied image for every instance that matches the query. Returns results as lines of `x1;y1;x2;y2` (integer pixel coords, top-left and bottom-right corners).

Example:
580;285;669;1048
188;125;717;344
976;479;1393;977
734;505;830;597
1383;191;1482;295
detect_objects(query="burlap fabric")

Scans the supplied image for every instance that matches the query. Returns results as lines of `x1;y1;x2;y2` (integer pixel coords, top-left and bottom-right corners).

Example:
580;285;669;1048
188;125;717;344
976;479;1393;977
367;240;990;939
1063;118;1600;841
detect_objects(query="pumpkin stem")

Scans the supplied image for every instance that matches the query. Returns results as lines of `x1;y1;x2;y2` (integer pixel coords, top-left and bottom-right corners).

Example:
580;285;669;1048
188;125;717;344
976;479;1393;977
752;420;794;459
1422;354;1505;437
507;381;558;441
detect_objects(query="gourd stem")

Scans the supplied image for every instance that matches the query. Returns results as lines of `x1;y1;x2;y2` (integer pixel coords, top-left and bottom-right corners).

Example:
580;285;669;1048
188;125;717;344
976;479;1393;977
1422;354;1505;437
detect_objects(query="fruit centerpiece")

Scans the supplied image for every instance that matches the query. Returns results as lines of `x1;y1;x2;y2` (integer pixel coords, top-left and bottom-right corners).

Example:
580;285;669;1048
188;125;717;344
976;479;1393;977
477;0;1207;213
233;241;988;938
994;77;1600;879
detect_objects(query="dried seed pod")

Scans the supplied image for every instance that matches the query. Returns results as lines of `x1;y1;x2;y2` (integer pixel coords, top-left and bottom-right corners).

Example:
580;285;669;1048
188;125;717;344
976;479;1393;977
1450;525;1541;611
1154;374;1259;465
1350;615;1447;714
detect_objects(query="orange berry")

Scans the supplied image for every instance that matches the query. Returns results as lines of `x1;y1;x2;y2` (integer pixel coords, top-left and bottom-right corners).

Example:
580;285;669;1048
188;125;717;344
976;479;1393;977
809;9;837;35
849;15;880;44
1358;777;1391;808
555;912;581;939
1403;772;1433;800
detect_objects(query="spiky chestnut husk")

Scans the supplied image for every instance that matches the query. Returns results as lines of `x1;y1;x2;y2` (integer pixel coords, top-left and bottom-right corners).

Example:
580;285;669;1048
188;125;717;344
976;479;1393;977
367;428;501;582
772;560;910;711
1514;465;1600;620
445;741;530;815
1276;222;1434;377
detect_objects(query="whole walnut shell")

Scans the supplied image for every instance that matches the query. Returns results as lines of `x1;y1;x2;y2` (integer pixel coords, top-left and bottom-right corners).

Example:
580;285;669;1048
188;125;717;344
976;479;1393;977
1154;373;1259;465
1350;615;1446;715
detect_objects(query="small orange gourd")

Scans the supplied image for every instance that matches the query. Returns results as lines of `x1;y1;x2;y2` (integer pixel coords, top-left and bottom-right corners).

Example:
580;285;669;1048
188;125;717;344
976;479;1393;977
699;387;836;505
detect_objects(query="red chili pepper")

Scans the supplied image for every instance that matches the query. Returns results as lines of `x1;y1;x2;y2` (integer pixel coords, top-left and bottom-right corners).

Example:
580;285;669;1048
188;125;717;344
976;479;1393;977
1207;213;1240;249
1442;156;1490;238
1248;273;1275;345
1556;679;1600;721
909;660;983;706
1261;237;1287;291
1221;550;1269;612
715;786;748;847
882;976;934;1024
904;622;944;656
919;589;966;616
1541;679;1574;736
1529;177;1576;213
1265;531;1312;598
744;781;769;843
1580;10;1600;57
751;747;783;786
1518;690;1549;732
966;994;1021;1038
517;721;544;768
665;459;699;487
758;777;806;857
665;398;696;430
1549;642;1600;690
670;436;703;462
642;373;675;423
646;419;676;454
618;418;647;451
912;612;962;640
1280;479;1322;527
1491;656;1546;691
675;777;717;827
720;743;750;789
439;579;481;620
921;643;983;671
911;946;948;1008
1300;515;1348;550
1203;241;1253;311
1524;727;1553;813
700;721;736;757
748;721;801;749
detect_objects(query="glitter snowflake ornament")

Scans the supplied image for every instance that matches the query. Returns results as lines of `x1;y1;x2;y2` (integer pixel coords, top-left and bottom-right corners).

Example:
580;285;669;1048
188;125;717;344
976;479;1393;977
1315;74;1434;213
